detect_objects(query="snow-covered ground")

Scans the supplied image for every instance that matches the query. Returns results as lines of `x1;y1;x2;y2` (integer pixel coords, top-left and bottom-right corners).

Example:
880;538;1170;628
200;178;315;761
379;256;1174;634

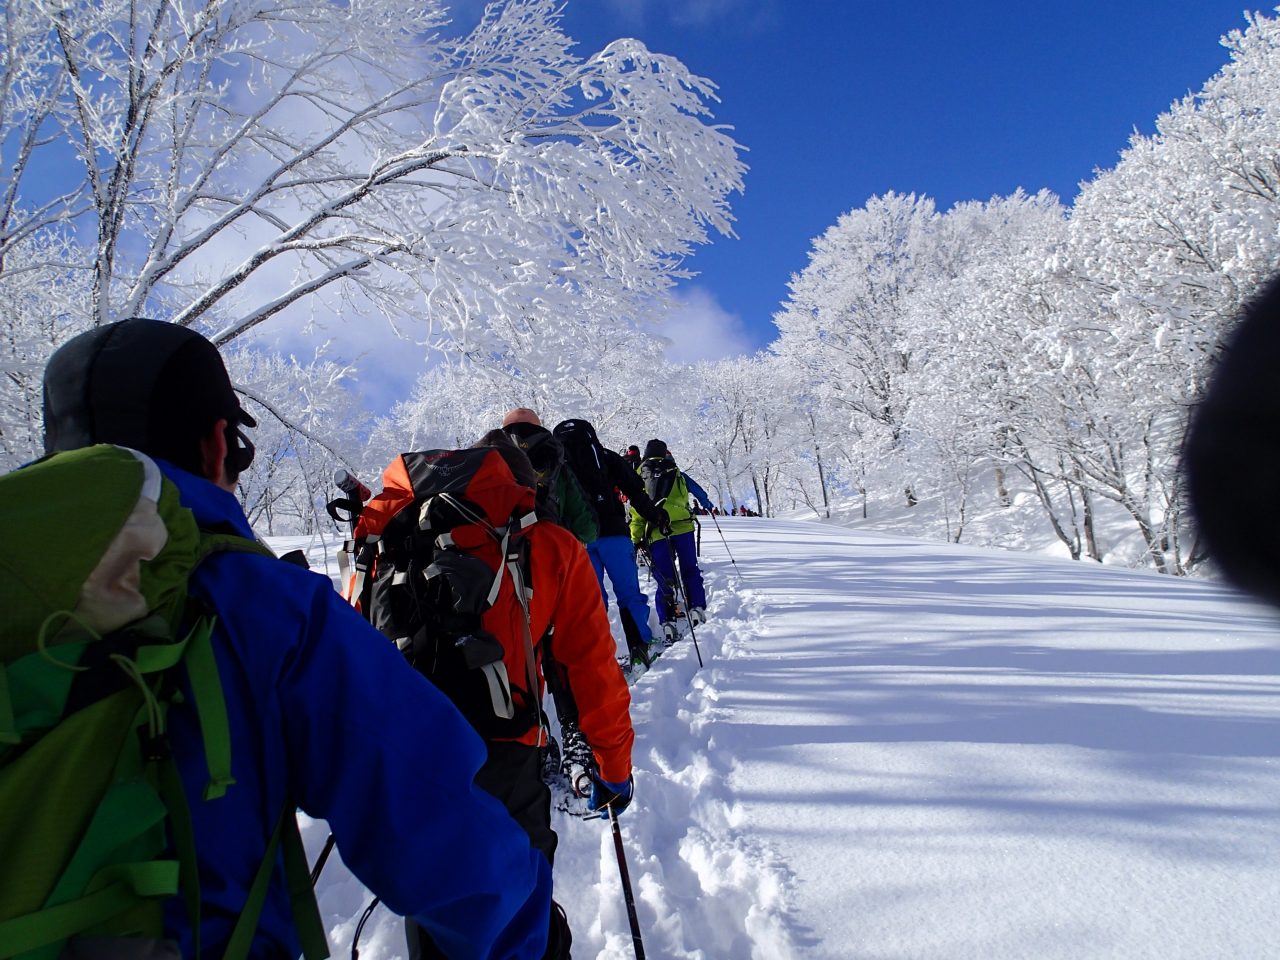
271;513;1280;959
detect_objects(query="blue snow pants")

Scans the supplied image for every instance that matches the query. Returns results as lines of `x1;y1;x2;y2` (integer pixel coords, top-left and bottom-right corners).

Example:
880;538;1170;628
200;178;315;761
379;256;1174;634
586;534;655;644
649;530;707;623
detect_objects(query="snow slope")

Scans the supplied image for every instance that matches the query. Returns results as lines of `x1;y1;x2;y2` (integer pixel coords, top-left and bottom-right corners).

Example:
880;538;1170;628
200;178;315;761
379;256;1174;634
275;514;1280;959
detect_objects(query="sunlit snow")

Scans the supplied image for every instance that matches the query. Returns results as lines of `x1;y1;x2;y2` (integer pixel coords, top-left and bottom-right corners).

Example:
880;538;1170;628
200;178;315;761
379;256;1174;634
274;514;1280;959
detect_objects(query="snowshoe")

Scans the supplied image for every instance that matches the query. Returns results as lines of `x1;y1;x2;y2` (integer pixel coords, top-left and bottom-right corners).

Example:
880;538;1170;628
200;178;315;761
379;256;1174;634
547;725;593;817
622;654;648;684
559;722;595;798
544;738;579;814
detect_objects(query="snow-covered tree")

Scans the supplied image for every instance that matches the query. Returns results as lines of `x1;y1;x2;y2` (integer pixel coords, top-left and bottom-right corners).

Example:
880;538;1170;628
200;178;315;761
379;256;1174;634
1;0;744;372
0;234;92;469
773;192;943;505
757;9;1280;573
224;347;366;536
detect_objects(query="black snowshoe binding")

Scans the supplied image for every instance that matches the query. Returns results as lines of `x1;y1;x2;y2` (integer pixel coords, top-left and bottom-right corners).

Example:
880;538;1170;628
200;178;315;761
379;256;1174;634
546;721;594;817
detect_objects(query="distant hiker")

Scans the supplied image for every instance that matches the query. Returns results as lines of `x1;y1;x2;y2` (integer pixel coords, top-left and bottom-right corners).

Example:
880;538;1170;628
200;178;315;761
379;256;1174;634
501;407;598;544
1186;272;1280;611
622;444;642;470
347;430;636;959
632;439;714;641
10;318;551;959
552;419;670;669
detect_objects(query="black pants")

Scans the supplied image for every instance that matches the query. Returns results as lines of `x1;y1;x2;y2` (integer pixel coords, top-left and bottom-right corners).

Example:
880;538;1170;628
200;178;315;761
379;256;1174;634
406;741;568;959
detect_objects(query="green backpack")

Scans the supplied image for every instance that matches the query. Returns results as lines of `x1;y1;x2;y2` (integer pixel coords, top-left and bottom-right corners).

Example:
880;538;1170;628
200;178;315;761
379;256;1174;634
0;445;327;960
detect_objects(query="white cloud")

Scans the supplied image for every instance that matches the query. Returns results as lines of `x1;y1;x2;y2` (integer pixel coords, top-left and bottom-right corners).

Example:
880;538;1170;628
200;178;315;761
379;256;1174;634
654;285;754;363
250;306;435;416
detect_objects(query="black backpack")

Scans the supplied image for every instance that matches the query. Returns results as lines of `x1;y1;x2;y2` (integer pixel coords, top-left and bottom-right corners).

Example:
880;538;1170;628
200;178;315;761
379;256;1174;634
553;419;613;503
640;456;679;507
339;448;544;741
504;423;568;520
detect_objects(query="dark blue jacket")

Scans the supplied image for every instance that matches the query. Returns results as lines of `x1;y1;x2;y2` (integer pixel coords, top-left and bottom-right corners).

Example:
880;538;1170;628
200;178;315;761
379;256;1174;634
160;463;552;958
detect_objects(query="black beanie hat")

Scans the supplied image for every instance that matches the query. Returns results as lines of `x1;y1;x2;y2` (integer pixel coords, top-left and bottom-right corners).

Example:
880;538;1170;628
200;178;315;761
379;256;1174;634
43;318;256;474
643;438;668;460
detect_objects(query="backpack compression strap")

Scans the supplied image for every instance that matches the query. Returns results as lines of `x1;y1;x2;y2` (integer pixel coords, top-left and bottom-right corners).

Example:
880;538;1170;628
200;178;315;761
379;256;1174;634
501;519;547;744
432;494;545;738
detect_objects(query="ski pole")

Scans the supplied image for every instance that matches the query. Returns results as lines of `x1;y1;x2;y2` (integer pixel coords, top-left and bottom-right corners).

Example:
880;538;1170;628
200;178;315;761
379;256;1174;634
312;470;374;887
706;509;744;582
694;517;702;558
671;548;703;668
608;802;646;960
334;468;372;505
310;834;336;886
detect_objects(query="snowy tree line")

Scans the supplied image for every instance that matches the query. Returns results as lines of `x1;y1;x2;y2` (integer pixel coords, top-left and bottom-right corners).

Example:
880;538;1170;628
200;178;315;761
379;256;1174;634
756;12;1280;575
390;10;1280;577
3;1;1277;578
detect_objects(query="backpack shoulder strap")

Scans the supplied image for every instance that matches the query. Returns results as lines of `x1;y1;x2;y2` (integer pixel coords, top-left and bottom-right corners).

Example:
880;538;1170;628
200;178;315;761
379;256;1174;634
183;530;276;802
222;801;328;960
182;532;328;960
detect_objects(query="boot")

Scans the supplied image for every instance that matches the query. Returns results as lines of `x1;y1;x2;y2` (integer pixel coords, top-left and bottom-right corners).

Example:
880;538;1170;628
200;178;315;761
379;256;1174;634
619;608;653;666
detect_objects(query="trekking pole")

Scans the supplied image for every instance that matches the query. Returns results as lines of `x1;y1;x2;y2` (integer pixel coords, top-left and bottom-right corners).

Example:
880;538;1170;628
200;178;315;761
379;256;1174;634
637;543;653;584
705;509;745;582
311;468;373;888
608;802;646;960
671;553;703;668
310;835;336;886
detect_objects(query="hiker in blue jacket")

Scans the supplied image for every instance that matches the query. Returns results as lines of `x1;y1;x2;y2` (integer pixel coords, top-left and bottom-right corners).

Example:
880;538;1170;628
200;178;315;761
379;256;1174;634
41;319;556;960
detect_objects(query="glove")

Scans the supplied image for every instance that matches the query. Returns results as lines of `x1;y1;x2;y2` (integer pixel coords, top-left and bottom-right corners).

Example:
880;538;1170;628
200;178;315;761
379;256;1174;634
657;509;672;536
588;773;634;816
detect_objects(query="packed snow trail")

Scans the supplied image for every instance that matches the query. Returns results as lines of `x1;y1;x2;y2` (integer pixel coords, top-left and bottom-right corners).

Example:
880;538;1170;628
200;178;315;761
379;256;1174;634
278;515;1280;959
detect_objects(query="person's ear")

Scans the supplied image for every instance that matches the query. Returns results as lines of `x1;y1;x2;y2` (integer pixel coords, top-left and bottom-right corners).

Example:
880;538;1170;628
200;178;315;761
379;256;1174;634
199;418;235;491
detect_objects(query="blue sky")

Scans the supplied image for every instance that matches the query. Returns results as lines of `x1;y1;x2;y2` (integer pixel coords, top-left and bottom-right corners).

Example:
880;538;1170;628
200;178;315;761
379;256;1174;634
551;0;1268;362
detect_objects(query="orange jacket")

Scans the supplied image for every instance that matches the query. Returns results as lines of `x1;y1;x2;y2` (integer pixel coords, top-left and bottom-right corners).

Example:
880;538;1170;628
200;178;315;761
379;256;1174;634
349;450;633;784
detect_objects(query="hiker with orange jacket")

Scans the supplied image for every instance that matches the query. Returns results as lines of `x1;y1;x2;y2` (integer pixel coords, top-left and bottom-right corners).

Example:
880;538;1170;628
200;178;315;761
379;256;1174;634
349;430;635;959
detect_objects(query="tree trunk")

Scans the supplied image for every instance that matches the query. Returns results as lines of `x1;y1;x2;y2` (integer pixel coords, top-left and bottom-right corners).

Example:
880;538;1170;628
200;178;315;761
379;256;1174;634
1082;489;1101;562
994;466;1011;508
814;444;831;519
